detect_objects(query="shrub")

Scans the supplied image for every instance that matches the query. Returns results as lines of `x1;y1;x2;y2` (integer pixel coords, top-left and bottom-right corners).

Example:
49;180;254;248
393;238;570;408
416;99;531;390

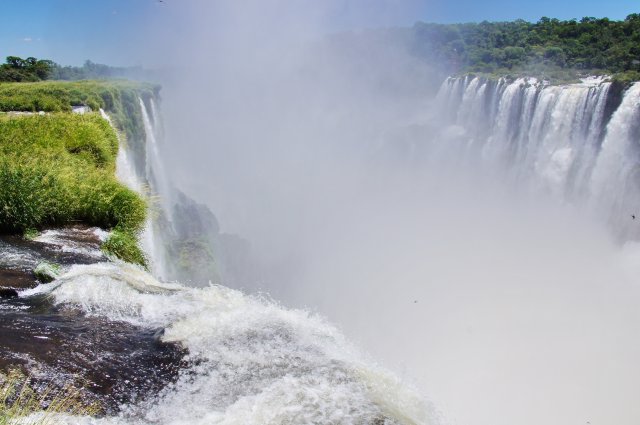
101;229;147;268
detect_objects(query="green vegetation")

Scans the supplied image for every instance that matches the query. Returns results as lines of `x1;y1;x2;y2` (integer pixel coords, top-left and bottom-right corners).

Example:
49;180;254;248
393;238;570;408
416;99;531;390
411;13;640;81
23;228;38;240
102;229;148;268
0;369;100;424
0;57;54;82
0;80;159;144
51;60;153;81
0;56;153;83
33;262;61;284
0;112;147;266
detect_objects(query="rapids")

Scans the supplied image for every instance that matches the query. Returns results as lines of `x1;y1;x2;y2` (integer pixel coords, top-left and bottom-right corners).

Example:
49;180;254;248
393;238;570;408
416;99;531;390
25;262;430;425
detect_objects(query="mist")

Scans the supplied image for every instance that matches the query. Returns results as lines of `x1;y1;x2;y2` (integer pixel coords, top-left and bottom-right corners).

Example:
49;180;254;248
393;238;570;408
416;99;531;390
132;2;640;424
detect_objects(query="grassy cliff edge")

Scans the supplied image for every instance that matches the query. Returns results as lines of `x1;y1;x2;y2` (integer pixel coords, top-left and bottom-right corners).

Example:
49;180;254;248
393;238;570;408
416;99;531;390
0;80;155;267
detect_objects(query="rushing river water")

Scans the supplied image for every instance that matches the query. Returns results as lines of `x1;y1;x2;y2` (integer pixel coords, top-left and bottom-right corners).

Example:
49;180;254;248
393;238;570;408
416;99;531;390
2;77;640;424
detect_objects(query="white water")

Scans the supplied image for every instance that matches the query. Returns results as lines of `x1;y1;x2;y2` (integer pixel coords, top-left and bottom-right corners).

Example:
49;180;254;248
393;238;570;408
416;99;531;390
140;98;173;220
83;100;439;424
590;82;640;237
32;227;108;259
104;105;172;280
25;262;432;425
433;77;640;239
318;76;640;425
67;79;640;425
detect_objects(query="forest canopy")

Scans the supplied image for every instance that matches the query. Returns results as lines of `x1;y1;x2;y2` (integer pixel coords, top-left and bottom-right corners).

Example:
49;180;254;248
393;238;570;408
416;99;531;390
410;13;640;80
0;56;55;82
0;56;152;82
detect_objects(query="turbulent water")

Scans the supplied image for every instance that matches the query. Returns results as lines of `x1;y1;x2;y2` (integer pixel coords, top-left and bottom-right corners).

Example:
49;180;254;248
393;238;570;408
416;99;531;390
44;103;428;424
5;76;640;424
23;262;429;425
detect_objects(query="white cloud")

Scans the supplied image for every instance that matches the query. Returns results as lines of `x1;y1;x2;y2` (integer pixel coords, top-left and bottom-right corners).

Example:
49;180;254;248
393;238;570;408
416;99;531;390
22;37;32;42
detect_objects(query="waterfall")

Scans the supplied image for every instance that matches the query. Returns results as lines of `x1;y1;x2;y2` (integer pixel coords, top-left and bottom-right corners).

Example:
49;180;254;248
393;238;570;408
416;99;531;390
432;76;640;239
0;98;436;425
102;105;169;280
138;97;175;280
140;97;173;218
590;82;640;238
107;97;246;286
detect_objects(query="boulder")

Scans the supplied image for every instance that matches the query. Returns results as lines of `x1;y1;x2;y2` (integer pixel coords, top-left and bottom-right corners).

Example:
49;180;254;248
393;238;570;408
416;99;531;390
34;261;61;283
0;268;38;290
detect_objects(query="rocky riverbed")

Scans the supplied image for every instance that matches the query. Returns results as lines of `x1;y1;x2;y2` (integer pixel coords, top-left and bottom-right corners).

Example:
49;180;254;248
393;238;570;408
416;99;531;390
0;226;186;413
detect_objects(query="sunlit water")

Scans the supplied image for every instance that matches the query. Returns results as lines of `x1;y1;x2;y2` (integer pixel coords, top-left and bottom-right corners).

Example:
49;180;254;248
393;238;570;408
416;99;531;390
22;262;432;425
10;78;640;425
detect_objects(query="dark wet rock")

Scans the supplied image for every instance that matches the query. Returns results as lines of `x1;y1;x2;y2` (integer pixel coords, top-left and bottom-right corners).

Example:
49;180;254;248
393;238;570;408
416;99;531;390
33;262;61;283
0;225;106;289
0;288;18;299
0;267;37;290
0;296;186;413
0;225;187;413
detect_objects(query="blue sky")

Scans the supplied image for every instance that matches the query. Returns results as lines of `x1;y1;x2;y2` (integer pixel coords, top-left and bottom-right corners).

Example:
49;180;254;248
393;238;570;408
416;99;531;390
0;0;638;66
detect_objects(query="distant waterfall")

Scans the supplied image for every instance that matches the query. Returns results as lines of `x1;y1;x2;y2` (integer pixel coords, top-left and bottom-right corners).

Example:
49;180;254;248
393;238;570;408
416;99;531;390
433;76;640;239
591;82;640;239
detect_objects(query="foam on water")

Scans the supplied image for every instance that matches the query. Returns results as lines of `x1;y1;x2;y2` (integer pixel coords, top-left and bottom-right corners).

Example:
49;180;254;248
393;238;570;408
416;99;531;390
24;262;432;425
32;228;108;259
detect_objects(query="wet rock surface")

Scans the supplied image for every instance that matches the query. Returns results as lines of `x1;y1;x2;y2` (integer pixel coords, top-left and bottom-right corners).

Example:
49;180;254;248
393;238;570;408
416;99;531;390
0;227;187;413
0;225;106;291
0;268;36;290
0;296;186;412
0;225;106;272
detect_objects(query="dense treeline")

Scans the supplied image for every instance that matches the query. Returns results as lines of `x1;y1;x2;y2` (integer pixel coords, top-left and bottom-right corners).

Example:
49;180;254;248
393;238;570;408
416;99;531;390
410;14;640;81
0;56;152;82
51;60;150;81
0;56;55;82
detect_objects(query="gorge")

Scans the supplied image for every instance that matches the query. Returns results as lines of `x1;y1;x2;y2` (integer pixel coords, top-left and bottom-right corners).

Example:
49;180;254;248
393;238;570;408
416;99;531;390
1;8;640;425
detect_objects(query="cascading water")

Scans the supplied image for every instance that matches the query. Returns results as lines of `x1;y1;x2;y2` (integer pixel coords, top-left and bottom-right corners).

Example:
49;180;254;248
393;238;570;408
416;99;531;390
431;76;640;239
8;74;638;424
590;82;640;238
73;97;434;424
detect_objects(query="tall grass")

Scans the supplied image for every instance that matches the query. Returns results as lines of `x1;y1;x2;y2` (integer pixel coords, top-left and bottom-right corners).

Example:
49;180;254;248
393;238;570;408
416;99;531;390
0;369;100;424
0;113;147;266
0;80;159;156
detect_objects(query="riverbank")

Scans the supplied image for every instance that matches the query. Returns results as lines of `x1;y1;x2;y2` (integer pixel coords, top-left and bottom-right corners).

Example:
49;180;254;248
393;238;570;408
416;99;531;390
0;81;159;267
